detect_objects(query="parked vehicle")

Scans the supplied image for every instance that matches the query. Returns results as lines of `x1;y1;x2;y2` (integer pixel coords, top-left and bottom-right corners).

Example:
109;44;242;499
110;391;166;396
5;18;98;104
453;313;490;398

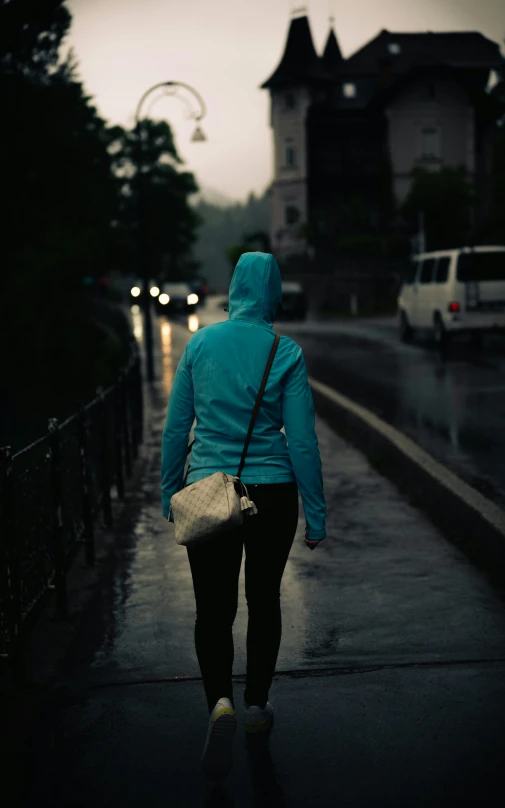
157;282;199;315
278;281;308;321
397;246;505;347
189;277;209;305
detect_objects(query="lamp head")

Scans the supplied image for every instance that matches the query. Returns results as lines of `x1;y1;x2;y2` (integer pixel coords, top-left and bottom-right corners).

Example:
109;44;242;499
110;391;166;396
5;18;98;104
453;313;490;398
191;125;206;143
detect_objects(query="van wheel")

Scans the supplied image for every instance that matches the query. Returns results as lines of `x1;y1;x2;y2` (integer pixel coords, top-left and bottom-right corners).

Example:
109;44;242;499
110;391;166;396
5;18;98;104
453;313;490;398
433;314;450;350
399;311;413;343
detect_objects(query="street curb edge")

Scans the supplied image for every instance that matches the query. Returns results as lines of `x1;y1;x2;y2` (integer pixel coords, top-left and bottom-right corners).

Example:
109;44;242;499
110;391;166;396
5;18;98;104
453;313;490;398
309;375;505;591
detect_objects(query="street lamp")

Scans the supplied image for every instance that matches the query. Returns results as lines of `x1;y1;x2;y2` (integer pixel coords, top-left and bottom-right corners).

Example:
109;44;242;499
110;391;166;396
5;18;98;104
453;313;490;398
134;81;207;382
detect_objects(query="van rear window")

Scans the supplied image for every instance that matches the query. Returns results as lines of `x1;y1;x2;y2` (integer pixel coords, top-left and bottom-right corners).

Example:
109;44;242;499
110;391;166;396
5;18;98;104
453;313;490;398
420;258;435;284
457;252;505;282
435;257;450;283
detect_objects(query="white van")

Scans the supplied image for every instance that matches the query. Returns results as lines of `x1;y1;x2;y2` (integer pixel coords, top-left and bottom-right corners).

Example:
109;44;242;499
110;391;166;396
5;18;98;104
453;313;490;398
397;245;505;346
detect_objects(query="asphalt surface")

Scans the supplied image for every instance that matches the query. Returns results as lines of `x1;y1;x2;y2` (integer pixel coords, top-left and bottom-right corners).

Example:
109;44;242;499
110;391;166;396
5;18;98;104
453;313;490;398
200;298;505;511
21;303;505;807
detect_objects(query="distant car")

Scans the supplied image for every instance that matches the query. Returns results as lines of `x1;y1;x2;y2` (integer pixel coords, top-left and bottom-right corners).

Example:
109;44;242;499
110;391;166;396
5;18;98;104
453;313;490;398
189;277;209;305
397;246;505;347
129;279;159;303
157;282;199;315
278;281;308;321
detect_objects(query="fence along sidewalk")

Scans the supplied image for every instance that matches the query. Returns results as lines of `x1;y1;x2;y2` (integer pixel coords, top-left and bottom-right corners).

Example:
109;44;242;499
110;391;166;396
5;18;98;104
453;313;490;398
0;345;143;684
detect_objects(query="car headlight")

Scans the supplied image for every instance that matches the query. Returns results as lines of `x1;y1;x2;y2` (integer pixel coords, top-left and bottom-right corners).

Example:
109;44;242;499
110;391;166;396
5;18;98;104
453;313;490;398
187;293;199;305
159;293;170;305
131;286;141;297
150;286;160;297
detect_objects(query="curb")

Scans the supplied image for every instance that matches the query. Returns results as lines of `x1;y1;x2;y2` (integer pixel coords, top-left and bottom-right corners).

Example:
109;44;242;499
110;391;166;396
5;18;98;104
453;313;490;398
309;376;505;593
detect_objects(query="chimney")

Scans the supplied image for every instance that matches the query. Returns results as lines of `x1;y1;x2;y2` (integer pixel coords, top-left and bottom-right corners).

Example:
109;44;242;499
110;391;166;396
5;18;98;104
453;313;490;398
377;56;393;90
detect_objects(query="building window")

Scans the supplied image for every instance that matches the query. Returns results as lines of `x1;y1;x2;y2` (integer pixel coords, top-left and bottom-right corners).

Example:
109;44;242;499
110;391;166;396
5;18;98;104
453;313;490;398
284;92;296;110
284;138;296;167
486;70;499;93
285;206;300;226
419;126;441;161
342;82;356;98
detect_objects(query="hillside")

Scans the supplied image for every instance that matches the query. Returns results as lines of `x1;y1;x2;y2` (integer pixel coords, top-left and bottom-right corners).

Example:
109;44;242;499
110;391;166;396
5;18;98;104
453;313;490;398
189;185;236;208
191;188;270;292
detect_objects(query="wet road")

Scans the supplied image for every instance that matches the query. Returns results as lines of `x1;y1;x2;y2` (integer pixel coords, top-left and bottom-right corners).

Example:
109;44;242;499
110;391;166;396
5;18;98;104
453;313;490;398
199;298;505;510
20;303;505;806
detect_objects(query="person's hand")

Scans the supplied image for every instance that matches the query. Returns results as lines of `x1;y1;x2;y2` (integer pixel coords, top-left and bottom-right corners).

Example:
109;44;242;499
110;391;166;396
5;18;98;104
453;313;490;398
304;529;324;550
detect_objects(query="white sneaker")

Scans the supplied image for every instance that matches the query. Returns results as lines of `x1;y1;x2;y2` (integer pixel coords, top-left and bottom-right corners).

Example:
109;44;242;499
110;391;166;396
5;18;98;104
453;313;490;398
200;697;237;780
243;700;274;734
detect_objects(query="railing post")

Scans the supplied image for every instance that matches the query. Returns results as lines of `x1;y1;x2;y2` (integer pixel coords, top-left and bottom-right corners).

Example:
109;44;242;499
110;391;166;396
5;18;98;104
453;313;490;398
0;447;24;686
97;386;113;528
48;418;68;618
126;364;138;462
133;360;141;459
126;339;139;459
136;353;144;446
78;405;95;565
121;371;132;479
113;381;125;501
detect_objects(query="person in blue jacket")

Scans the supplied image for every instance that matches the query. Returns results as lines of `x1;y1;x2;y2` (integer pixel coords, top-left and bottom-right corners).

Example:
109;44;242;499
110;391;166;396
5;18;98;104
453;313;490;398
161;251;326;780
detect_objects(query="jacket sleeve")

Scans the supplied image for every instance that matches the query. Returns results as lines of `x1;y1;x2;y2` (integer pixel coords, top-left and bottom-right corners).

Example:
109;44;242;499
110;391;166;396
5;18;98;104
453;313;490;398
282;346;326;540
161;343;195;519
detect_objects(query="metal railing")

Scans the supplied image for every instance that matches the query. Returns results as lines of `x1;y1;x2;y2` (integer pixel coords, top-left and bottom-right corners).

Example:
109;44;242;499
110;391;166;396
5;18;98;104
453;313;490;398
0;344;143;683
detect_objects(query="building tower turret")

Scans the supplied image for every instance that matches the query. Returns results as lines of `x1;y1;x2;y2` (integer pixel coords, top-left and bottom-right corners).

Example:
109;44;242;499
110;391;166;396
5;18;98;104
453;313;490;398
260;12;332;260
321;21;343;74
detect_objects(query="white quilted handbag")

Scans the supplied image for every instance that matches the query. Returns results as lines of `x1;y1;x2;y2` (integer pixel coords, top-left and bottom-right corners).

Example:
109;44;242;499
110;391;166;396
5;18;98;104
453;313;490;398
169;334;280;547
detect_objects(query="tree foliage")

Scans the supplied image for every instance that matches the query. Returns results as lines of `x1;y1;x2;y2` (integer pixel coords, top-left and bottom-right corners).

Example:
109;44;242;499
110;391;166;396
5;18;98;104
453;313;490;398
192;191;270;291
107;119;202;281
1;17;118;410
0;0;71;79
0;0;202;448
225;229;271;280
400;166;475;250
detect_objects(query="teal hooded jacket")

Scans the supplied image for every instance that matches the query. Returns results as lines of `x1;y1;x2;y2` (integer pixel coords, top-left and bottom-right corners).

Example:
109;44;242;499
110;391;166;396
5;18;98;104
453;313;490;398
161;252;326;540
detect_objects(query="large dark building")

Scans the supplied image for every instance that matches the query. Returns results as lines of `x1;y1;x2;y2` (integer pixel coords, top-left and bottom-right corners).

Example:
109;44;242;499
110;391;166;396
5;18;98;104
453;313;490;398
261;13;504;259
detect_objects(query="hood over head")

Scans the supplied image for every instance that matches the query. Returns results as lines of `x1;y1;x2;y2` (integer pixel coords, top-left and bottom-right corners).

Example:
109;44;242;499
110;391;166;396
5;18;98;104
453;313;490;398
226;252;283;327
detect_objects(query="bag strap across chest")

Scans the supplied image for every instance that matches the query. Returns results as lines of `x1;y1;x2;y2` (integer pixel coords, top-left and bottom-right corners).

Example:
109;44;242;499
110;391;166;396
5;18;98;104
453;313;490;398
183;333;280;485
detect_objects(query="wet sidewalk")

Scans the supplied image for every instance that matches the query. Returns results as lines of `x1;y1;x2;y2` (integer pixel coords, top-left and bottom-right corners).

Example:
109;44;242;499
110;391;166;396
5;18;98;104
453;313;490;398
22;312;505;807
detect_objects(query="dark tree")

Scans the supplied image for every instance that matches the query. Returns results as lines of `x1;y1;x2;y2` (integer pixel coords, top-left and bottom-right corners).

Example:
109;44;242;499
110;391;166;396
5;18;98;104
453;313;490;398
400;166;475;251
107;119;202;281
0;1;127;447
0;0;71;79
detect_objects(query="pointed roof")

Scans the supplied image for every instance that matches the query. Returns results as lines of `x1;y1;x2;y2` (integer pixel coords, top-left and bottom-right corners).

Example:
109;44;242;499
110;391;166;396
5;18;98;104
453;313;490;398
322;27;343;72
260;15;332;90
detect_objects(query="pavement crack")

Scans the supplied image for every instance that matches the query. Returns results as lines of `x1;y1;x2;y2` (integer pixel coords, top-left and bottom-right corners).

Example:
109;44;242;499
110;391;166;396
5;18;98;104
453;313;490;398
57;656;505;695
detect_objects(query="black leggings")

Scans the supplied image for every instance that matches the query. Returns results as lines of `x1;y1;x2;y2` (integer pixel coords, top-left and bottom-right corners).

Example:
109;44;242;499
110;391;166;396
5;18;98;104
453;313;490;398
187;481;299;714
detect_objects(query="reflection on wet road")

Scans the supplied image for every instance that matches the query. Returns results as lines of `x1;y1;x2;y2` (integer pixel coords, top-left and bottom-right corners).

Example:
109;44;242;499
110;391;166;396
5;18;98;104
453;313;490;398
132;304;198;399
64;305;505;686
195;297;505;507
153;297;505;507
290;327;505;508
59;304;505;685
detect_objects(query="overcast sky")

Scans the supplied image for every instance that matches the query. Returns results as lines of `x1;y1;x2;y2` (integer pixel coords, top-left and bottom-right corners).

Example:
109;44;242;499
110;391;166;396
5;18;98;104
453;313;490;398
66;0;505;203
